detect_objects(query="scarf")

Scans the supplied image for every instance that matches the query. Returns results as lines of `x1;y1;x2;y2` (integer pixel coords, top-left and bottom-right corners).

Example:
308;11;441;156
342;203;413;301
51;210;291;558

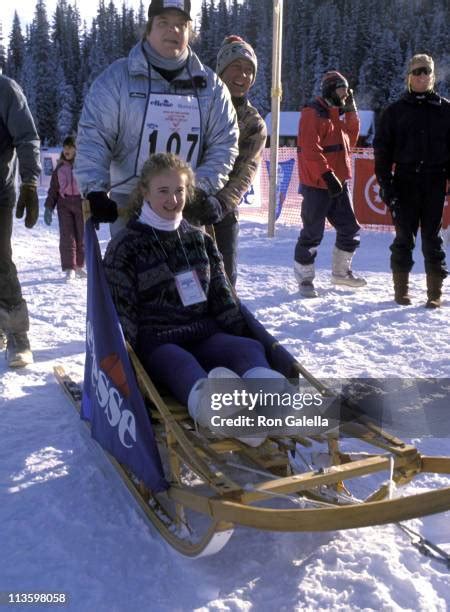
139;200;182;231
143;40;189;73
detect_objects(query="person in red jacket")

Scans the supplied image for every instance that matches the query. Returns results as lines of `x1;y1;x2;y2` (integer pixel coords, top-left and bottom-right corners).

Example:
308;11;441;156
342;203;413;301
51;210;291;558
294;70;366;298
44;136;86;281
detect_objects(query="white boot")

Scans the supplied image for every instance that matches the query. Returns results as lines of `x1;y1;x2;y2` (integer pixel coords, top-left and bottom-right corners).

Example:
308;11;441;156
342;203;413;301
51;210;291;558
187;367;240;428
242;366;285;380
65;269;76;282
294;262;318;298
188;367;271;447
75;267;88;279
331;247;366;287
241;366;290;447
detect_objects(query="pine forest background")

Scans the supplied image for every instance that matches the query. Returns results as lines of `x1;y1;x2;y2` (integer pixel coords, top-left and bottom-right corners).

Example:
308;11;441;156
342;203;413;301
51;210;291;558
0;0;449;145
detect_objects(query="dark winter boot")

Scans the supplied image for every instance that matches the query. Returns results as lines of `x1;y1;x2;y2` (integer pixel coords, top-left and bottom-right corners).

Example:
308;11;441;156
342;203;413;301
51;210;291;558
425;274;443;309
393;271;411;305
6;332;34;368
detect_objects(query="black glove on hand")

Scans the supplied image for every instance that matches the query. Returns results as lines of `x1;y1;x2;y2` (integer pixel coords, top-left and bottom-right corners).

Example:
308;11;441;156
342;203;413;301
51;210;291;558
322;170;343;198
183;188;209;225
202;196;224;225
379;183;399;217
341;89;357;113
86;191;118;223
16;184;39;228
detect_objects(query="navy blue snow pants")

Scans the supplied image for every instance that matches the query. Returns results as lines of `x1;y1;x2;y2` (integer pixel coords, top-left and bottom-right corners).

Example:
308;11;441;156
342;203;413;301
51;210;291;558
294;183;361;265
141;332;271;405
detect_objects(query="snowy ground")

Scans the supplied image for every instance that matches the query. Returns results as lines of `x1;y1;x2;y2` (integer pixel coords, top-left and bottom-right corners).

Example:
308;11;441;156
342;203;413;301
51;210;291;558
1;203;450;611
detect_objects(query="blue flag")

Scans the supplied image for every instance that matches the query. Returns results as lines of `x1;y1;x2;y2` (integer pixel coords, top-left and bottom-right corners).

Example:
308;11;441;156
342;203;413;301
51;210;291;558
265;158;295;220
82;220;168;493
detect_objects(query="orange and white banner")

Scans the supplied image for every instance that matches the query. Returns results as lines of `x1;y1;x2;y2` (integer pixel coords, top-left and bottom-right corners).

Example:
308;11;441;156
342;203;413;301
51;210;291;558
353;157;393;226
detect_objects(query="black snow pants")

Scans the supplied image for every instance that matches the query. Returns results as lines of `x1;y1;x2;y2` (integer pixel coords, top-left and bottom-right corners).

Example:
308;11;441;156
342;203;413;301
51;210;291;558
390;170;448;278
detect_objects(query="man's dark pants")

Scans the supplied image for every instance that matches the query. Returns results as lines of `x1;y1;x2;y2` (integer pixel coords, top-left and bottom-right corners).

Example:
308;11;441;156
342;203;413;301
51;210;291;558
214;211;239;287
0;204;23;310
390;171;448;278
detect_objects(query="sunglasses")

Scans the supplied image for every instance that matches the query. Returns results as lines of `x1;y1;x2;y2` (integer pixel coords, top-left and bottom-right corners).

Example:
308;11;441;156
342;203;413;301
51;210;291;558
410;66;433;76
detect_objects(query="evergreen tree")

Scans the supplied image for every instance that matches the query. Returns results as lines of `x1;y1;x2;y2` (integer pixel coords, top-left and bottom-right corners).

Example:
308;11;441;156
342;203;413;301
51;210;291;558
0;23;6;73
6;12;25;80
250;0;271;117
55;60;75;140
215;0;230;51
26;0;58;144
20;49;38;122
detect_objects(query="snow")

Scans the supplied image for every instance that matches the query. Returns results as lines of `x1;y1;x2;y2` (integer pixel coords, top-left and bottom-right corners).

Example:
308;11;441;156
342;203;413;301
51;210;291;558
1;199;450;611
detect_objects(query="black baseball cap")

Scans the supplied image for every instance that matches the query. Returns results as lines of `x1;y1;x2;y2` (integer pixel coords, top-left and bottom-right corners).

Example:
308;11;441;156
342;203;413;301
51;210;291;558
148;0;192;20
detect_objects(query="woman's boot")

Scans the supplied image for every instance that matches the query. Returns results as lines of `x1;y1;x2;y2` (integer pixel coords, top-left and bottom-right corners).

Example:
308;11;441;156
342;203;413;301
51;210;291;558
393;271;411;305
425;273;443;309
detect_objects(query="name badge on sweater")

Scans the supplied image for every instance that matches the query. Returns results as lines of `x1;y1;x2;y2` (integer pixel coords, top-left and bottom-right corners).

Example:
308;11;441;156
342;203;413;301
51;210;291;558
175;270;207;306
137;92;201;176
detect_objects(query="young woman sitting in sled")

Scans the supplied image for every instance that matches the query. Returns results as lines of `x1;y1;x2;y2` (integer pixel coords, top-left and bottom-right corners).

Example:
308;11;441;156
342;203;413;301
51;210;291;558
103;153;284;442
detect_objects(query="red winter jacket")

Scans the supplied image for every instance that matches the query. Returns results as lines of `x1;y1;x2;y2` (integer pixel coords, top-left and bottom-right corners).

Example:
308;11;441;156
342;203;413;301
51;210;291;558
297;97;359;189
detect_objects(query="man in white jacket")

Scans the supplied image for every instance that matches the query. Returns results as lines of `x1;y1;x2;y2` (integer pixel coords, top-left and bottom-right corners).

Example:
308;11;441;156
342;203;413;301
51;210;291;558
75;0;239;234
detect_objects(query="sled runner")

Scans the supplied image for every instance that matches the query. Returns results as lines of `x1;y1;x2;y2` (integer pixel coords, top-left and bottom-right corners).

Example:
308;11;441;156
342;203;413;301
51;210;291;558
55;219;450;557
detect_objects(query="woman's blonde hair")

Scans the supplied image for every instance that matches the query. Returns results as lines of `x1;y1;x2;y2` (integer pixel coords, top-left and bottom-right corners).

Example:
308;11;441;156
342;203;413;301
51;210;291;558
406;53;435;92
126;153;195;218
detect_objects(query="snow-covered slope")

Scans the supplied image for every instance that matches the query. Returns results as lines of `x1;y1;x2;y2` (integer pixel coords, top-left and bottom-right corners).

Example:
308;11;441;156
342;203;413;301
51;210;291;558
1;209;449;611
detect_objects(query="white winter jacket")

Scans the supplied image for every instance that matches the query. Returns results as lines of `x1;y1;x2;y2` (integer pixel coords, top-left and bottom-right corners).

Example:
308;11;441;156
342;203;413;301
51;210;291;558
75;41;239;198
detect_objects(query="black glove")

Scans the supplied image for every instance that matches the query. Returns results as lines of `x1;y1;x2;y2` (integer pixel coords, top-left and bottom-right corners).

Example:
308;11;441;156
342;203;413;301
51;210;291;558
184;188;224;225
16;184;39;228
341;89;357;113
202;196;224;225
379;183;400;218
86;191;118;223
44;207;53;226
322;171;343;198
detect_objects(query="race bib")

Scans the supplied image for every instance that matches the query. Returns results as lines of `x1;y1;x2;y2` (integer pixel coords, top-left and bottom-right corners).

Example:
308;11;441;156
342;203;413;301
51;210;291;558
175;270;207;306
137;93;201;174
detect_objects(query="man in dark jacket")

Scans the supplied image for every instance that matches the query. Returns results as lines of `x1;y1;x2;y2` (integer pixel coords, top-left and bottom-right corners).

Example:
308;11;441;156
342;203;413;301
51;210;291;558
374;54;450;308
0;75;41;367
294;70;366;298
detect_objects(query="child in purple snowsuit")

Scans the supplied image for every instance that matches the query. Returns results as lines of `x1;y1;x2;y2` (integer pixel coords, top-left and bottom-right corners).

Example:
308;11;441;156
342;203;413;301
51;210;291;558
44;136;85;280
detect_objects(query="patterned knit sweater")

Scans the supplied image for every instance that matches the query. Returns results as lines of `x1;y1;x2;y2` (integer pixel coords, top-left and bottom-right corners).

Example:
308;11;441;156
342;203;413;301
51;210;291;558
103;218;247;354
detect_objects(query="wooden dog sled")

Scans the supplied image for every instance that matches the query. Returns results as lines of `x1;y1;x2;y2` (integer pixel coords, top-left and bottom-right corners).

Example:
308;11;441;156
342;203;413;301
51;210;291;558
55;306;450;558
